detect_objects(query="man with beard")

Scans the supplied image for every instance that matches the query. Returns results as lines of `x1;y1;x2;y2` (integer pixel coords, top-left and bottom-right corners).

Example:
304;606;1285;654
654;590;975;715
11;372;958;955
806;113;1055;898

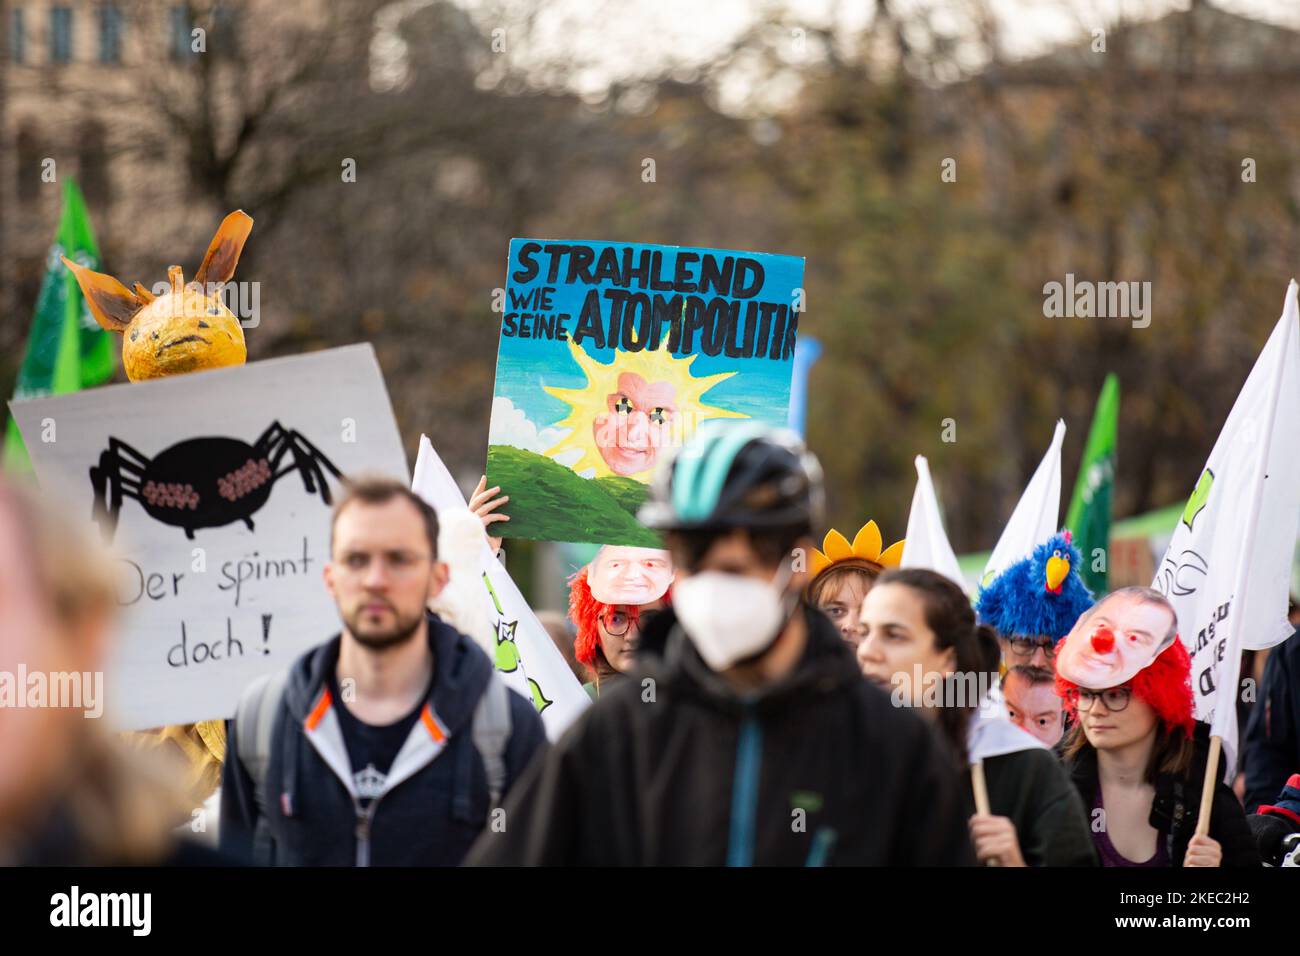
220;478;546;865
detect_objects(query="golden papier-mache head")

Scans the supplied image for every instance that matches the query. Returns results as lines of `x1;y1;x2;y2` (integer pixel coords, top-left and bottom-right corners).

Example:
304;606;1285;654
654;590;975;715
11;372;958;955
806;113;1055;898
808;520;905;580
61;211;253;382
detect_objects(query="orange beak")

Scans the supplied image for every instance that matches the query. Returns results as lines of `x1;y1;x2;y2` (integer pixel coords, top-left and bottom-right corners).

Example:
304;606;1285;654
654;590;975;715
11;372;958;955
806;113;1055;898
1045;555;1069;593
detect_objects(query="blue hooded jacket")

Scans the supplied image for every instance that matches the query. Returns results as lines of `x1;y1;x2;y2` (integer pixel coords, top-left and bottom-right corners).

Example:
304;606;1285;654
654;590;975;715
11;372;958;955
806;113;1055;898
220;612;546;866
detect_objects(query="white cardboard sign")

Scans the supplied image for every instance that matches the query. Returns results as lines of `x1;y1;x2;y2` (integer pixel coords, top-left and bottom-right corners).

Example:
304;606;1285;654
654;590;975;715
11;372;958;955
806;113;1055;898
10;344;409;729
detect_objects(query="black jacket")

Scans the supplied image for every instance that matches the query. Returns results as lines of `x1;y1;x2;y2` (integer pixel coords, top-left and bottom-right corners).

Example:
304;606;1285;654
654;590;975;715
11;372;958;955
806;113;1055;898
978;747;1097;866
1244;628;1300;812
467;605;976;866
1065;722;1259;867
220;612;547;866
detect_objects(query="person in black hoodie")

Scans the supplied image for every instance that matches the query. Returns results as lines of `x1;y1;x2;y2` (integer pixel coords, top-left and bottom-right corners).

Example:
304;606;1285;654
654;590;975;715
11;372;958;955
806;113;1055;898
466;423;974;866
220;477;546;866
1056;587;1258;867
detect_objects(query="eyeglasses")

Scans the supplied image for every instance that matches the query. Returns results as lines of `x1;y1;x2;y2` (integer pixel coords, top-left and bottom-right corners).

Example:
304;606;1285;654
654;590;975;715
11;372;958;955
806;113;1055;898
1008;637;1057;661
600;609;635;637
1072;686;1132;713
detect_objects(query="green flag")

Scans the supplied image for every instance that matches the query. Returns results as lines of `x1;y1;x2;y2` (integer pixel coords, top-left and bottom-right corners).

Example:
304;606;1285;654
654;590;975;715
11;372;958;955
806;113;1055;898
1065;373;1120;595
4;180;115;472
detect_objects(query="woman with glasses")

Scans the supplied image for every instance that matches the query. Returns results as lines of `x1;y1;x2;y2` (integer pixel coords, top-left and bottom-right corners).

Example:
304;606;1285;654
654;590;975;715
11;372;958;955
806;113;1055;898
857;568;1097;866
567;552;671;699
1056;588;1259;867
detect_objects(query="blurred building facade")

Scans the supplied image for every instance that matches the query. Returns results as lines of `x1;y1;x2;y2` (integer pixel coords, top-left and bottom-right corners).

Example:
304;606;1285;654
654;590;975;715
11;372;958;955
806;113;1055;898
0;1;339;320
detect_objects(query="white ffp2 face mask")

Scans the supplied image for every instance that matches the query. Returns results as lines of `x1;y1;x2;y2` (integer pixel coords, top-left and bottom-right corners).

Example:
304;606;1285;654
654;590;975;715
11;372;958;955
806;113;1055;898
672;565;796;671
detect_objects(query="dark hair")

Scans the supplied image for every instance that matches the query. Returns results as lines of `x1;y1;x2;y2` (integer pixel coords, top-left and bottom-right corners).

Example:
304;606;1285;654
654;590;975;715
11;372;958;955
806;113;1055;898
330;475;439;557
1003;664;1056;690
665;526;802;574
875;568;999;765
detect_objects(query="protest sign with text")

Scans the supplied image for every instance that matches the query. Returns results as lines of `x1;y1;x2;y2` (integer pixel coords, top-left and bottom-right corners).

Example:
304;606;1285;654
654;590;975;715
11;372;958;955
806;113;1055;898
487;239;803;545
10;345;409;728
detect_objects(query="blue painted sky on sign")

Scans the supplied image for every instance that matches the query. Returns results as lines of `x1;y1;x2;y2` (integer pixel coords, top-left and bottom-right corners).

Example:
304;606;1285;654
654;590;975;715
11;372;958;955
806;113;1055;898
492;238;804;435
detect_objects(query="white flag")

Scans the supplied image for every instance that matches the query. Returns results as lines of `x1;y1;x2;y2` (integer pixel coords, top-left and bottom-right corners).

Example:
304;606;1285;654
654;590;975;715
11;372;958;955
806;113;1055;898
901;455;967;592
1153;281;1300;780
411;436;589;739
984;419;1066;584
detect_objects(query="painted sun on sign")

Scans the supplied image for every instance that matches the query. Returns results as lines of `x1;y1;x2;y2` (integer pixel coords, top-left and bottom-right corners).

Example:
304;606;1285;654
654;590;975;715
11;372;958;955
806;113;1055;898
543;338;746;480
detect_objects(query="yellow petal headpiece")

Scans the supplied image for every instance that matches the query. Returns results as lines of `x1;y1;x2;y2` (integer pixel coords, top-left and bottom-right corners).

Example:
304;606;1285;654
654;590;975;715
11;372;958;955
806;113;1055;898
808;520;905;580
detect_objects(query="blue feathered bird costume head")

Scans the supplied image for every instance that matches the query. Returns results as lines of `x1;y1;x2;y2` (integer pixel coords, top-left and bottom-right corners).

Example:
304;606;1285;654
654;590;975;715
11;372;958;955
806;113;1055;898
975;530;1094;643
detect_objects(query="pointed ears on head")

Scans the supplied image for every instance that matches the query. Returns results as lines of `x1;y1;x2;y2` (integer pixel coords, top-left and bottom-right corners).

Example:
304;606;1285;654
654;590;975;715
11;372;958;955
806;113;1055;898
61;256;141;334
194;210;254;286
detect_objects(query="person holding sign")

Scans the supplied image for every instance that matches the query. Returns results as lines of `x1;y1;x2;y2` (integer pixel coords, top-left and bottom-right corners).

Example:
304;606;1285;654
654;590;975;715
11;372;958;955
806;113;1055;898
468;423;974;866
220;478;546;866
1056;588;1258;867
856;568;1096;867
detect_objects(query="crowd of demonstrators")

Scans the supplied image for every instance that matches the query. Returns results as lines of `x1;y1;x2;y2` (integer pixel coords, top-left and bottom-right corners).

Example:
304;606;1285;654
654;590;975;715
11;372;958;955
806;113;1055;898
856;569;1096;866
1055;589;1258;867
804;521;904;644
7;416;1298;869
220;477;545;866
0;476;219;866
467;426;975;865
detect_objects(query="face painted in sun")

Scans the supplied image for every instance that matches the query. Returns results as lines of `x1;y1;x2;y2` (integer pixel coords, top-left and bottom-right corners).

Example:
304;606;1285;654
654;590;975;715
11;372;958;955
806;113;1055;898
543;339;748;480
593;373;678;476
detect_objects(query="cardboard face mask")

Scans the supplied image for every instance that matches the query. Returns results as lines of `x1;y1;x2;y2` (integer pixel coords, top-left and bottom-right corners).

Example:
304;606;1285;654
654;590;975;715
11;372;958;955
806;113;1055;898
1055;590;1177;690
587;545;674;606
62;211;253;382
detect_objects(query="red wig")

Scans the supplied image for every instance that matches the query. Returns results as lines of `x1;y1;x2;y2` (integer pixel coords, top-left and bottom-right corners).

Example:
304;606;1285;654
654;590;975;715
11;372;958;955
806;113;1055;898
567;565;671;670
1055;637;1195;735
567;565;605;669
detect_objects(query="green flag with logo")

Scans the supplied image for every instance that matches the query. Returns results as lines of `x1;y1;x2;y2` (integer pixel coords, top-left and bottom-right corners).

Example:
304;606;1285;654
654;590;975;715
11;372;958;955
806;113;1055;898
4;180;115;472
1065;373;1119;595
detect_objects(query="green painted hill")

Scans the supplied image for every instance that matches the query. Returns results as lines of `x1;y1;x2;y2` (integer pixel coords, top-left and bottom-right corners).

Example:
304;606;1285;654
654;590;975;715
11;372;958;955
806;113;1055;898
595;474;649;516
487;444;662;547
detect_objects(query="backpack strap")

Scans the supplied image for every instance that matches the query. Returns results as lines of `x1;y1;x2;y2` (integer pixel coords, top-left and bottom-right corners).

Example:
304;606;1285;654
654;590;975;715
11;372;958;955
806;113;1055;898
234;667;290;862
471;673;513;810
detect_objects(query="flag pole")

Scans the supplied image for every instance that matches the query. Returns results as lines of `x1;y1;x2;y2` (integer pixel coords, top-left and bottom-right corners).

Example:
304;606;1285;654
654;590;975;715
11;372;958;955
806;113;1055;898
970;759;1001;866
1194;281;1297;834
1195;737;1222;836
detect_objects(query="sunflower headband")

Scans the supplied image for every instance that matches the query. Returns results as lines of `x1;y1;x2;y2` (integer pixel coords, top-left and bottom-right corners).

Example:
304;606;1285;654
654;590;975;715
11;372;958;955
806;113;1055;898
808;520;905;580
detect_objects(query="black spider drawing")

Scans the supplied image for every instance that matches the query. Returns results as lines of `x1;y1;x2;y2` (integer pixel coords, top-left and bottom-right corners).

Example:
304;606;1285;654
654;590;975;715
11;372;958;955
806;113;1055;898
89;421;345;542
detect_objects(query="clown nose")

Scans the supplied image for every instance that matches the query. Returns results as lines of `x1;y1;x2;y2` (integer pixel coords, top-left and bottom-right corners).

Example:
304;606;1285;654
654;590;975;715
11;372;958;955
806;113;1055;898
1091;628;1115;654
